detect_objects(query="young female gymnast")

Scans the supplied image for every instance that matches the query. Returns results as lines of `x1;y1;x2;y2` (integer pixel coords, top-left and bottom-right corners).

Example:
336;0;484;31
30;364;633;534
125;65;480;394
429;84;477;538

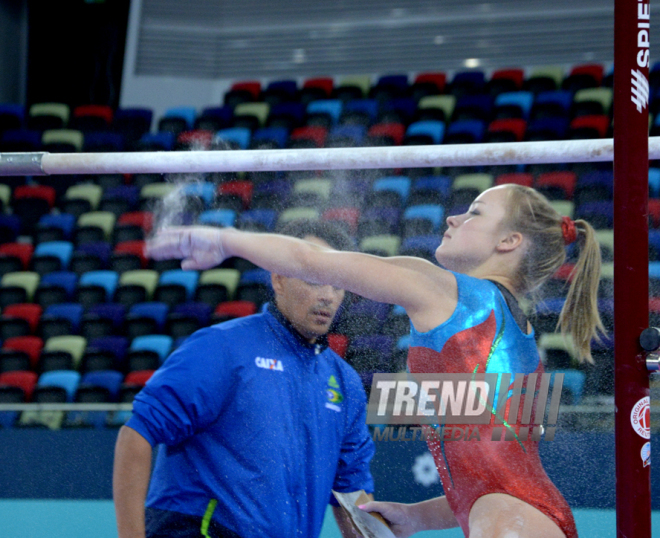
146;184;603;538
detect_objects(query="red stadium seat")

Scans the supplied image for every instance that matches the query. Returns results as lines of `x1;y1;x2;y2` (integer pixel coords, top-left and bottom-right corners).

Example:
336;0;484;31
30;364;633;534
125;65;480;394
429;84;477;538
124;369;155;387
487;118;527;142
494;173;534;188
322;208;360;235
0;243;34;270
214;301;257;321
114;240;148;269
302;77;334;98
290;126;327;148
3;304;42;334
2;336;43;370
367;123;406;146
649;199;660;228
327;334;349;358
230;81;262;100
489;68;525;94
14;185;56;208
413;73;447;94
569;115;610;139
0;370;38;401
535;171;577;200
218;181;254;209
117;211;154;234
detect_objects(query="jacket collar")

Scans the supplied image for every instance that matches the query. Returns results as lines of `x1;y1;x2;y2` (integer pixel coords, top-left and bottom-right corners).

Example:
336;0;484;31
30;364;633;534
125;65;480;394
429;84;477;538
264;303;329;354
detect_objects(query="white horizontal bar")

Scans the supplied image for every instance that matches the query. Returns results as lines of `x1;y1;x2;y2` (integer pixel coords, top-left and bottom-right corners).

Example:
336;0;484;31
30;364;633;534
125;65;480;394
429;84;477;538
0;403;133;411
2;138;660;176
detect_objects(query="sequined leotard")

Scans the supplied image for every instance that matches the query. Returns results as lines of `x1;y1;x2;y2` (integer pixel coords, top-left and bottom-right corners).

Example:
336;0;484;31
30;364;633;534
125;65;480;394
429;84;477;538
407;272;577;538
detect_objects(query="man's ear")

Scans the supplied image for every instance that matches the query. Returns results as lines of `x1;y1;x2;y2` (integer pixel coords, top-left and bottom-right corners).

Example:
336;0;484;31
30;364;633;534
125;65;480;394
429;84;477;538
496;231;524;253
271;273;284;296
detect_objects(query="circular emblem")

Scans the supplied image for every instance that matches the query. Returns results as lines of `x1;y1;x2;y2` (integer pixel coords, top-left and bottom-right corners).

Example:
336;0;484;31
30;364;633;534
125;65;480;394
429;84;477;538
641;442;651;468
630;397;651;440
412;452;440;487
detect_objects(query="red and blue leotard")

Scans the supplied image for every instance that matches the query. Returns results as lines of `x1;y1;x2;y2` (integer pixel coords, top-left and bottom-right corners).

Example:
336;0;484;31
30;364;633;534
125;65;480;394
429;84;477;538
407;272;578;538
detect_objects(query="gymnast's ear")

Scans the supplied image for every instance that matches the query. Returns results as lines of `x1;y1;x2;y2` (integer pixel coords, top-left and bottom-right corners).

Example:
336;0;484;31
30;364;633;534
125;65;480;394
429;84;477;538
271;273;285;296
496;231;524;253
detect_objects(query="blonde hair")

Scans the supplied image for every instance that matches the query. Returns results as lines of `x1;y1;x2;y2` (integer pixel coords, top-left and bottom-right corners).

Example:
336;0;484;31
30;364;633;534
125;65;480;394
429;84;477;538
502;184;605;363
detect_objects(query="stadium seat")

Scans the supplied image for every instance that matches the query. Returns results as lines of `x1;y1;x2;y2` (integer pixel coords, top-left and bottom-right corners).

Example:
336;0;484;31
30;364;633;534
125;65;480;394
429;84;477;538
76;211;116;244
453;94;494;122
327;334;349;358
32;241;74;274
112;240;148;272
358;207;401;238
377;98;416;125
155;270;199;306
196;269;241;305
43;335;87;370
130;335;173;365
563;63;603;93
277;207;320;226
81;303;126;340
79;370;124;402
42;303;84;337
224;80;261;108
70;242;111;274
488;69;525;96
404;120;445;145
411;72;447;101
0;244;33;274
41;129;84;153
213;301;257;322
1;271;39;306
335;300;390;338
449;71;486;97
0;103;24;132
366;123;405;146
3;335;43;370
28;103;69;131
444;119;485;144
531;90;573;120
524;66;564;95
417;95;456;123
0;370;38;401
289;126;327;148
399;235;441;261
70;104;113;132
525;117;569;141
36;214;77;243
199;209;237;228
115;270;159;306
572;87;613;118
250;127;289;149
158;106;197;135
402;205;444;237
36;370;81;402
2;304;42;335
262;79;298;106
535;171;577;200
486;119;527;142
215;127;251;150
568;115;610;139
267;103;306;130
237;209;278;232
360;235;400;257
321;208;360;235
306;100;343;128
370;74;409;102
76;270;119;306
84;336;128;372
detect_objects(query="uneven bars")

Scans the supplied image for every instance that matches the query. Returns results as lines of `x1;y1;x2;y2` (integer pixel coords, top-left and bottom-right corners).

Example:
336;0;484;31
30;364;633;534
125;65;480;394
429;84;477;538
2;137;660;176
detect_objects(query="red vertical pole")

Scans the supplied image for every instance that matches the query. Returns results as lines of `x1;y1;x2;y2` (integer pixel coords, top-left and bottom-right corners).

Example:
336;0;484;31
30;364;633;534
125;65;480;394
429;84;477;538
613;0;652;536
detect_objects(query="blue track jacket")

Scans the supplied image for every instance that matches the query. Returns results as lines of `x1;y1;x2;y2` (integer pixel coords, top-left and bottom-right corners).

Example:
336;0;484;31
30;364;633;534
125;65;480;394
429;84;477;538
126;305;375;538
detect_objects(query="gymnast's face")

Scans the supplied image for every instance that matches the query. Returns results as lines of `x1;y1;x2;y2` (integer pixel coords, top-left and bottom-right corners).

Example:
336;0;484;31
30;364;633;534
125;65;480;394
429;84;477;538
435;186;513;272
271;236;345;343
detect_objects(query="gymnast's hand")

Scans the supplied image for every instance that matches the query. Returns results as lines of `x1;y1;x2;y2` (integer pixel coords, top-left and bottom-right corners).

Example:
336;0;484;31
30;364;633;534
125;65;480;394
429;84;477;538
358;501;419;538
146;226;231;270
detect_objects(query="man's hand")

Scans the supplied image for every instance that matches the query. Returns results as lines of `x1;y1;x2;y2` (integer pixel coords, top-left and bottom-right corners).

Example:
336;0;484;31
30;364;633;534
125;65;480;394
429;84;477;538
145;226;231;270
358;501;419;538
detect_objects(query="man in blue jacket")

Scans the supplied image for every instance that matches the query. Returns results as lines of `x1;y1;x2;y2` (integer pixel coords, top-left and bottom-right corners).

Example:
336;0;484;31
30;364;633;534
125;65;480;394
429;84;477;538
113;220;375;538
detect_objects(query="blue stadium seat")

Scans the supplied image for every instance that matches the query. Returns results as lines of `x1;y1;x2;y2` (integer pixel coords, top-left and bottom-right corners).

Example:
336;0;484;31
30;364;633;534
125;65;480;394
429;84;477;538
158;270;200;302
650;168;660;198
575;201;614;229
238;209;278;231
37;370;81;402
44;302;84;330
444;119;485;144
0;104;25;131
138;132;175;151
195;106;234;131
267;103;306;130
171;302;212;327
239;269;271;286
78;270;119;302
251;127;289;149
494;91;534;119
341;99;379;125
404;120;445;144
373;176;411;204
38;214;76;240
182;182;215;208
0;129;42;151
0;214;21;243
128;302;169;332
531;90;573;119
412;176;453;200
307;99;343;126
81;370;124;401
215;127;251;149
39;271;78;300
403;205;445;231
83;132;125;152
450;71;486;96
163;106;197;130
377;98;417;125
33;241;74;271
85;303;126;331
453;94;494;122
86;335;129;364
199;209;237;228
327;125;367;147
525;117;569;141
130;334;173;362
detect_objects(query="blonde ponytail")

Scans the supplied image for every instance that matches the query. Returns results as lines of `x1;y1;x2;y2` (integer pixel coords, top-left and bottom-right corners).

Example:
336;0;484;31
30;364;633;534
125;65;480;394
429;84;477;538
557;220;606;363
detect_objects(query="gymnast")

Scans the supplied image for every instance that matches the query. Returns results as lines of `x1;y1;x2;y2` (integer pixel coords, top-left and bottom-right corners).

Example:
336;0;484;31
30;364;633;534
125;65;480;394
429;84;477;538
147;184;604;538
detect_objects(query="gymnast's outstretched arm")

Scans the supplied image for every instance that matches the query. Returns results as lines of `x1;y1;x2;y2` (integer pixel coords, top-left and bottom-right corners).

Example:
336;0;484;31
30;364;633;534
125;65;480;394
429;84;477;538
146;226;458;331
